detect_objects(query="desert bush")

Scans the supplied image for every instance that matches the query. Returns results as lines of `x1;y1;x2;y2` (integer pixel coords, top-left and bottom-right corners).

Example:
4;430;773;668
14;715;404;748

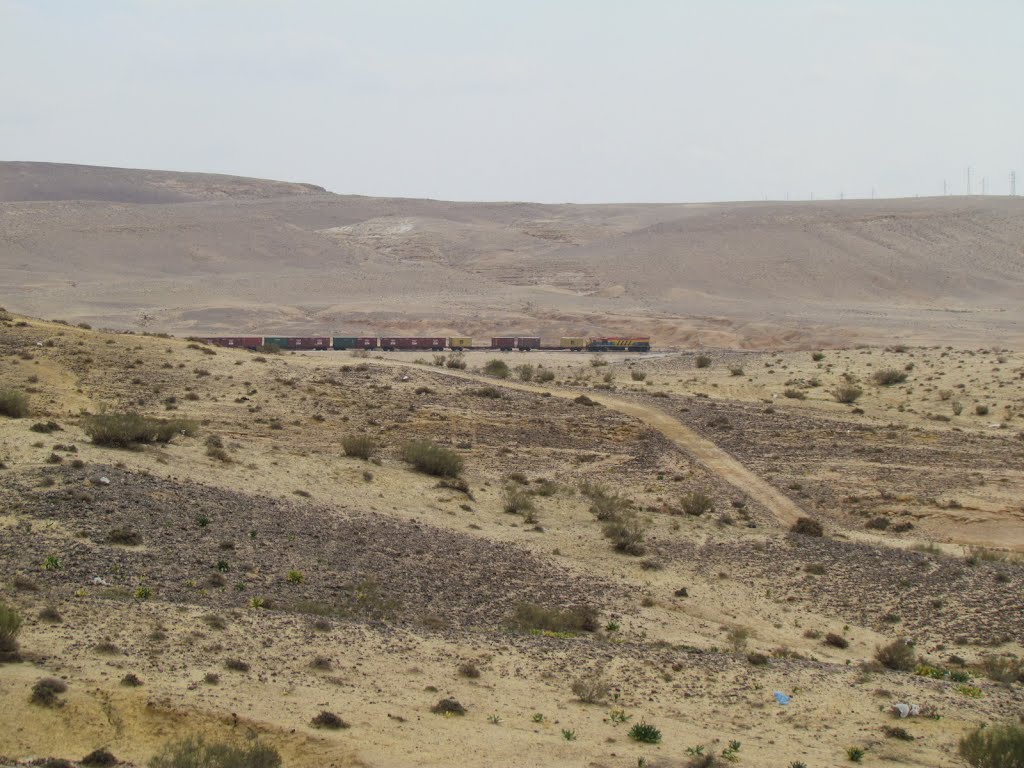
729;365;745;376
980;655;1023;684
832;384;863;404
0;389;29;418
584;484;631;521
872;369;908;386
681;491;714;516
84;412;196;447
483;359;510;378
976;404;990;416
445;354;467;369
571;672;611;704
790;517;824;537
694;354;712;369
865;516;890;530
574;394;597;406
400;440;463;477
790;520;823;536
108;527;142;546
875;639;916;671
431;698;466;715
883;725;913;741
0;601;23;654
727;626;752;651
224;658;250;672
603;514;646;555
149;736;282;768
747;652;769;666
457;661;480;678
824;633;849;649
516;364;535;381
783;388;806;400
121;673;142;687
958;722;1024;768
470;386;503;398
29;677;67;707
812;352;825;361
536;369;555;382
511;602;598;634
342;434;376;459
31;421;61;433
311;711;349;729
502;483;537;517
628;370;647;382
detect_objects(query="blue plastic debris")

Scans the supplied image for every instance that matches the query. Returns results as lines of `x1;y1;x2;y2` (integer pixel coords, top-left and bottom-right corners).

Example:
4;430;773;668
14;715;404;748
773;691;791;705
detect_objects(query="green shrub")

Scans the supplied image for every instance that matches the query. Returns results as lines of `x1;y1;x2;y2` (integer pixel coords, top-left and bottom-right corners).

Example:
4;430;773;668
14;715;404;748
812;352;825;361
29;677;67;707
342;434;376;459
536;369;555;382
149;735;282;768
783;388;806;400
976;404;990;416
695;354;712;369
0;600;23;654
254;344;281;355
483;359;510;378
84;412;197;447
631;370;647;381
847;746;865;762
400;440;463;477
628;721;662;744
681;491;714;516
958;722;1024;768
872;369;908;386
511;603;598;634
875;639;916;671
832;384;863;404
0;389;29;418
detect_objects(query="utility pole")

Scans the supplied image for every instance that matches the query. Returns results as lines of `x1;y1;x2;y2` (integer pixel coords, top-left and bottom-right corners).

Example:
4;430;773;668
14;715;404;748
967;166;972;195
982;177;987;195
871;187;876;199
943;179;947;196
1011;170;1017;196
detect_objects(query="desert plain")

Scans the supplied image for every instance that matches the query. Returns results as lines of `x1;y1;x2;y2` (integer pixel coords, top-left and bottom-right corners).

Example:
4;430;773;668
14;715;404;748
0;163;1022;768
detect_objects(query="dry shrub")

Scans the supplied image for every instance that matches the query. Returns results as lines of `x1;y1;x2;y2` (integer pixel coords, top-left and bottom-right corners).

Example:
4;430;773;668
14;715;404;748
149;736;282;768
791;517;824;537
875;639;916;671
571;672;611;704
342;434;376;459
84;412;196;447
511;603;598;634
400;440;463;477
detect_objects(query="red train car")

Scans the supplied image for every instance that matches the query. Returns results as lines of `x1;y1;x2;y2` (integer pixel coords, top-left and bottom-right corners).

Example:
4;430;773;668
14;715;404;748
196;337;262;350
379;337;446;351
491;337;517;351
263;336;331;350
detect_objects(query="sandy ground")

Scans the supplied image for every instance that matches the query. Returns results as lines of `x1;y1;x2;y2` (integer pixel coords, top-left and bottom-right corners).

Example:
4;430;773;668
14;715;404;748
1;317;1022;767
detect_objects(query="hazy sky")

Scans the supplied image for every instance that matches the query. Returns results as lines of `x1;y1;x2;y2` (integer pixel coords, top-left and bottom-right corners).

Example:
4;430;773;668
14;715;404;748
2;0;1021;202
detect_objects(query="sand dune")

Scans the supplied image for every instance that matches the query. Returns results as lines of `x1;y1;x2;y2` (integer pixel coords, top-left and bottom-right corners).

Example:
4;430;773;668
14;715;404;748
1;162;1022;347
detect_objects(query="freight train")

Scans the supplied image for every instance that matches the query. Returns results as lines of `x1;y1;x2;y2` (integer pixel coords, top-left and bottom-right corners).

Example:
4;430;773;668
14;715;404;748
193;335;651;352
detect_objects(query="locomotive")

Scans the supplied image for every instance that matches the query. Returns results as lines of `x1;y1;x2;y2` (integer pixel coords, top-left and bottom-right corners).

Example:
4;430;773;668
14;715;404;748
194;335;651;353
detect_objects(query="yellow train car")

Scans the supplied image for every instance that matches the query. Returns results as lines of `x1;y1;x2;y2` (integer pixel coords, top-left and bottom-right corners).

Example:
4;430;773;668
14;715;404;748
448;336;472;351
560;337;586;351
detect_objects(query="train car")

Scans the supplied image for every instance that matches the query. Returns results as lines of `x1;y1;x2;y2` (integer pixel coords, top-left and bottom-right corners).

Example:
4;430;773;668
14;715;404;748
559;337;586;351
587;336;651;352
490;337;517;351
516;336;541;351
379;337;446;351
448;336;472;351
195;337;262;350
262;336;331;350
331;337;378;350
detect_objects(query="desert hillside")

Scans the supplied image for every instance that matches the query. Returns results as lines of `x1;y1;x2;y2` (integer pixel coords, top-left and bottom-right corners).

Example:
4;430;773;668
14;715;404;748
0;312;1022;767
1;162;1022;348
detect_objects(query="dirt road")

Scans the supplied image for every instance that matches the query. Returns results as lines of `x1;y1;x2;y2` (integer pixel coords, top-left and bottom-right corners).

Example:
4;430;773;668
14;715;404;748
354;357;806;527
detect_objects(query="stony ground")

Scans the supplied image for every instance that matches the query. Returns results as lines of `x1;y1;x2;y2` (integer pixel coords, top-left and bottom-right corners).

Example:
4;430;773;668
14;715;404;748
1;316;1022;768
